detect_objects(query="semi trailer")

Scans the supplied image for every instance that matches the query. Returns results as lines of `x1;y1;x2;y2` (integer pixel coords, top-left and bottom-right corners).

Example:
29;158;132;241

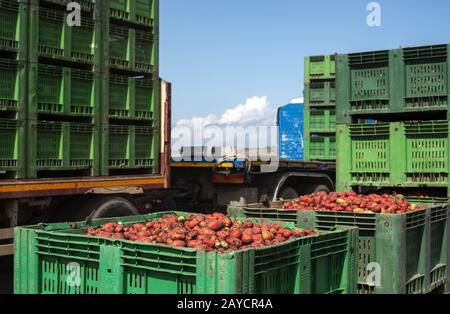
170;103;336;207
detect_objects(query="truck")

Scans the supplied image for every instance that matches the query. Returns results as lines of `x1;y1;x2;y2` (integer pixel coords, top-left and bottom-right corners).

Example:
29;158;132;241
170;102;336;208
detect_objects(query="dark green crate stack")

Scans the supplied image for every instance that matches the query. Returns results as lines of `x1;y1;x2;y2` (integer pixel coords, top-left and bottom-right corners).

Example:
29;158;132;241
104;0;159;176
304;55;336;161
0;0;160;179
26;0;104;178
0;0;28;179
336;44;450;203
14;211;358;294
228;202;450;294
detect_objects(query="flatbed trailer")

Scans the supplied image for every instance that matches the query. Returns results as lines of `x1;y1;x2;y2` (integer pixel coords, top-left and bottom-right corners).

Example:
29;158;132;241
170;158;336;206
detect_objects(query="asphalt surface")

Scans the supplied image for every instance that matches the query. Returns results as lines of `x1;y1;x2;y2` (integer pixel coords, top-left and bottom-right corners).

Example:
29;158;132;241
0;256;13;294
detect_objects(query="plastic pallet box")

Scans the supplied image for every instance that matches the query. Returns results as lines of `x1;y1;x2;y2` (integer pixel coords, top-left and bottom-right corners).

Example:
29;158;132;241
304;133;336;161
107;124;156;170
28;63;101;119
304;81;336;106
26;120;100;177
0;58;27;119
336;121;450;192
304;106;336;133
29;0;96;13
304;55;335;83
28;4;102;64
108;74;156;120
0;119;26;179
0;0;28;59
14;211;358;294
134;78;155;120
109;25;156;73
109;0;156;27
228;202;450;294
336;44;450;123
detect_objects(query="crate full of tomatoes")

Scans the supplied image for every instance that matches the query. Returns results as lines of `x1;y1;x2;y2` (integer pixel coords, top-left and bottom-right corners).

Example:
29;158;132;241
227;192;449;294
15;211;358;294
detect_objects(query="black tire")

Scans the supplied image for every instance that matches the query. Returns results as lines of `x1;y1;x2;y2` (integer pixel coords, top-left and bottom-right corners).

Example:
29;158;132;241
51;196;138;222
305;184;330;195
279;187;299;200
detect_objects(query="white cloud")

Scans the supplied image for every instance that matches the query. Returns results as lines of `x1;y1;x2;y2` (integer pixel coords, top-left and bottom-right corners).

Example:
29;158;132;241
172;96;282;153
290;97;304;104
176;96;276;128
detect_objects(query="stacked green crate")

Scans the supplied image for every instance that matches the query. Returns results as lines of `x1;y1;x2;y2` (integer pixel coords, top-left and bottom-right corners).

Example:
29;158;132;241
0;0;160;178
336;44;450;124
228;202;449;294
14;211;358;294
27;1;102;65
106;124;156;170
26;120;101;177
0;0;28;59
336;44;450;202
102;0;160;175
304;55;336;160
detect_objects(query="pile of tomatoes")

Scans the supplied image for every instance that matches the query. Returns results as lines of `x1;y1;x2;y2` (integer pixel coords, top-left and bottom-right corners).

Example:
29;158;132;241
87;213;317;252
282;191;422;214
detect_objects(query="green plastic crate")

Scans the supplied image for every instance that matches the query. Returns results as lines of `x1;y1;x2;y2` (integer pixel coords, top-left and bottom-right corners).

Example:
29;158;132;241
304;134;336;161
135;78;154;120
336;121;450;191
304;55;335;83
108;124;133;168
109;0;155;26
304;81;336;105
0;119;26;178
37;0;96;12
36;6;66;58
69;123;95;169
304;106;336;133
109;0;131;22
37;64;64;114
71;15;95;63
135;0;156;26
36;121;64;169
30;63;99;118
29;121;97;172
0;59;26;116
14;211;358;294
336;44;450;123
109;24;131;70
109;74;131;118
29;4;101;64
0;0;27;57
70;69;96;116
109;26;155;72
108;124;155;169
228;202;450;294
135;29;154;73
135;126;154;167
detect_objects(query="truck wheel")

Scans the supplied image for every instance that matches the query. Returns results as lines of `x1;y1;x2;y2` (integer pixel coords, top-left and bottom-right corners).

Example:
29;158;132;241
279;187;299;200
50;196;138;222
305;184;330;194
83;196;139;220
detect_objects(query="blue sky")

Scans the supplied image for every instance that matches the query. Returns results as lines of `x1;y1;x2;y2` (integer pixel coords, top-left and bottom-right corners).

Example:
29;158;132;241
160;0;450;125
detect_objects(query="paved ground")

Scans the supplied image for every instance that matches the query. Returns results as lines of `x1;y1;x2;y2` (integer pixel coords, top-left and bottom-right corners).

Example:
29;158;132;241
0;256;13;294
